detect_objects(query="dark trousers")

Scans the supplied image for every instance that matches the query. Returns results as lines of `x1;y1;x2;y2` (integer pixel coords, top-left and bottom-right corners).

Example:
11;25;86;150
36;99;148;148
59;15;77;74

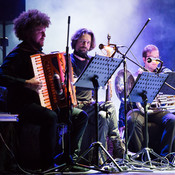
79;101;120;162
59;107;88;160
19;103;58;169
127;110;175;156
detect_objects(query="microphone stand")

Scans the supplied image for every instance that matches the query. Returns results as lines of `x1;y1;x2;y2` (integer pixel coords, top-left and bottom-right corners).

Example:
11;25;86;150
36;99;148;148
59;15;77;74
113;18;151;160
64;15;72;165
44;16;73;173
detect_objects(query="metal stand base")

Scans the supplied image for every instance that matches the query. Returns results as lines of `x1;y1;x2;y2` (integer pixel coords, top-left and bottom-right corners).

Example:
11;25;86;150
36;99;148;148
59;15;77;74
131;147;168;168
75;141;123;172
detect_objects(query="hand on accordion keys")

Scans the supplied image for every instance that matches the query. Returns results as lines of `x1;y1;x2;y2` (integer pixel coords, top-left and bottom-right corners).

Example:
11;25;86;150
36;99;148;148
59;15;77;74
25;77;43;93
53;73;63;95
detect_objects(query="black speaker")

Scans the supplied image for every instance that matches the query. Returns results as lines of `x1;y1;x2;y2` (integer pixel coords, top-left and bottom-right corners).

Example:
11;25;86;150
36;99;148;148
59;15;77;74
0;0;25;24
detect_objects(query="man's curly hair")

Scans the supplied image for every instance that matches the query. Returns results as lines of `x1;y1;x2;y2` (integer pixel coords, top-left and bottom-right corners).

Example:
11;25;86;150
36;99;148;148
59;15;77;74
13;9;51;41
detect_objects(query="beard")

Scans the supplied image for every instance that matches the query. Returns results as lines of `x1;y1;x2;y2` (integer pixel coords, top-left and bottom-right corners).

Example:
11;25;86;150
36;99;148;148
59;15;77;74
78;47;88;54
28;37;44;50
74;49;90;60
34;39;44;49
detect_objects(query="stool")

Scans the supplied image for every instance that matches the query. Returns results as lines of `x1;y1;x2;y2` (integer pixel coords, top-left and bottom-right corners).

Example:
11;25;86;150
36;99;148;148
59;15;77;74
0;113;19;173
0;113;18;122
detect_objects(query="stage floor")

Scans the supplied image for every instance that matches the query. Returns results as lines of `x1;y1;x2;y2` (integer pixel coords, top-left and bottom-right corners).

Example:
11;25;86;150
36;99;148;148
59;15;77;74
38;161;175;175
39;169;175;175
3;156;175;174
4;166;175;174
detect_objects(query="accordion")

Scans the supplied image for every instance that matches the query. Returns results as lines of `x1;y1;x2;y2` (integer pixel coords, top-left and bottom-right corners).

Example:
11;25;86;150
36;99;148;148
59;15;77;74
30;52;77;110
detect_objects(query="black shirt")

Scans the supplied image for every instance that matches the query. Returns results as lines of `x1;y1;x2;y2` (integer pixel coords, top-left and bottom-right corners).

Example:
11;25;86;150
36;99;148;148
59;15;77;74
70;53;92;102
0;41;42;113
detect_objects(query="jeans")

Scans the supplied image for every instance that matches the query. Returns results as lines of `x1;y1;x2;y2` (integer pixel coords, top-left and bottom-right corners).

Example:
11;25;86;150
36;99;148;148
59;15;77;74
79;101;122;162
127;109;175;156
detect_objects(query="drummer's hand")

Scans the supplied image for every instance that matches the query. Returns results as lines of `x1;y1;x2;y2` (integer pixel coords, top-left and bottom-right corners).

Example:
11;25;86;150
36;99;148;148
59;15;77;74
25;77;42;93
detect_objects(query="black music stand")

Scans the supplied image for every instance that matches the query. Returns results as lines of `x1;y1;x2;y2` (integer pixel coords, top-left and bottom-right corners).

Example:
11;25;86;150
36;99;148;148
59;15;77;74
128;72;169;167
159;72;175;95
74;54;123;172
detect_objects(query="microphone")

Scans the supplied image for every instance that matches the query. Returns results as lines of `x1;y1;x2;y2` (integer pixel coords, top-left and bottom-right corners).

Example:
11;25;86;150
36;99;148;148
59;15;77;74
99;44;125;50
147;57;163;63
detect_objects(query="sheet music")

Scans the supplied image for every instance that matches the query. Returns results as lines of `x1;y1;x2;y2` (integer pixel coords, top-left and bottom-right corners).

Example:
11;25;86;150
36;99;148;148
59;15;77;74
159;72;175;95
74;54;123;89
129;72;168;103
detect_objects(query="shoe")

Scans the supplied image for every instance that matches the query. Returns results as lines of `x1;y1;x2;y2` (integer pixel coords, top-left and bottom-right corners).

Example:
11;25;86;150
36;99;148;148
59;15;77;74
112;139;125;159
128;150;136;156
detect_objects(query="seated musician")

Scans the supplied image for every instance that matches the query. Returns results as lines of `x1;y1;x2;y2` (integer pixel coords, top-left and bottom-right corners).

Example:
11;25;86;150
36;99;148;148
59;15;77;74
70;28;125;163
118;44;175;162
0;9;88;172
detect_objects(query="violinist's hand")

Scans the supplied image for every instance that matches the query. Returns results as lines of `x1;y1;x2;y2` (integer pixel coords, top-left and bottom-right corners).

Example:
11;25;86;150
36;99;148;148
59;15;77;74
25;77;42;93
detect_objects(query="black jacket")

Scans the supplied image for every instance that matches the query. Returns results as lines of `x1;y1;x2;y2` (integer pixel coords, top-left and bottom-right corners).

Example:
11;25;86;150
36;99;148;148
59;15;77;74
0;42;42;113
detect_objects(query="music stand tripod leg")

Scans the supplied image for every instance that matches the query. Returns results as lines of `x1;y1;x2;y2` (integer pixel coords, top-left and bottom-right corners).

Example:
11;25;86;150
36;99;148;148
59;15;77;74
130;92;167;167
130;93;153;166
75;76;123;172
